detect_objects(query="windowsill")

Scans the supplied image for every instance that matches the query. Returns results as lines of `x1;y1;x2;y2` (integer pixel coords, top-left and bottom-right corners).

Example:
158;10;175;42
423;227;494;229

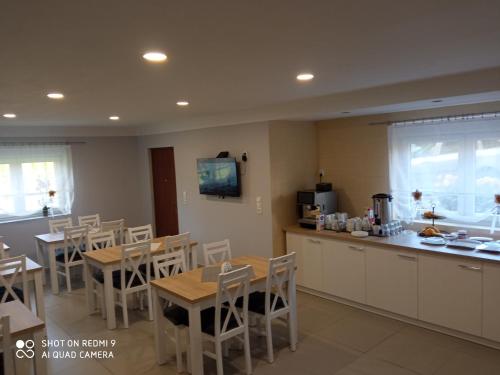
410;219;500;237
0;212;70;225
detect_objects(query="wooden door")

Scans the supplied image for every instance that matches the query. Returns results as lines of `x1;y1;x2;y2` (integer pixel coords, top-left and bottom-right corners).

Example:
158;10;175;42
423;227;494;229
150;147;179;237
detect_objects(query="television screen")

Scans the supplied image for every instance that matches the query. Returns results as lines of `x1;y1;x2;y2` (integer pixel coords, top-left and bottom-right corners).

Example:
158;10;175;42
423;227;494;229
197;158;241;197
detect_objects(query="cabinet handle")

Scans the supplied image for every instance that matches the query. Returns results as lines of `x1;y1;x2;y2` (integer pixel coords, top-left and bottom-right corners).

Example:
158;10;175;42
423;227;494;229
397;254;417;261
458;264;482;272
308;239;321;244
348;245;365;252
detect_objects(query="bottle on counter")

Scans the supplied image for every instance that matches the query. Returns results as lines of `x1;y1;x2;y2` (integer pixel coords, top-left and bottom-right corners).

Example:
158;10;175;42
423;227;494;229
316;214;325;232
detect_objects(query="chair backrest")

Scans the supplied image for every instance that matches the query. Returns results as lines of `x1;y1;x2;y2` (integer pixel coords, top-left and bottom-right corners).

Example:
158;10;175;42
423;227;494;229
87;231;116;251
49;217;73;234
0;315;14;374
127;224;153;244
265;252;296;316
215;266;251;339
0;255;29;306
120;241;151;290
63;225;88;263
78;214;101;230
165;232;190;253
203;239;232;266
101;219;125;245
0;236;5;259
152;249;186;279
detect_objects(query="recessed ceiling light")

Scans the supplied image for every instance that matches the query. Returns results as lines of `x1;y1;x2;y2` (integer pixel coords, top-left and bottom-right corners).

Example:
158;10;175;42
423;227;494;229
3;113;16;118
176;100;189;107
109;116;120;121
142;51;167;62
47;92;64;99
432;99;443;103
296;73;314;81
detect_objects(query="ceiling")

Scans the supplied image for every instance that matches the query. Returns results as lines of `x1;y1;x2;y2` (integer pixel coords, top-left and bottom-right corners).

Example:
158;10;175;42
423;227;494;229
1;0;500;134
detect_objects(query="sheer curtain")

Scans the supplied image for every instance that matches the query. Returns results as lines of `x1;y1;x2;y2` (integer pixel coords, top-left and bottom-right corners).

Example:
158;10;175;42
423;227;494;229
388;119;500;227
0;144;74;222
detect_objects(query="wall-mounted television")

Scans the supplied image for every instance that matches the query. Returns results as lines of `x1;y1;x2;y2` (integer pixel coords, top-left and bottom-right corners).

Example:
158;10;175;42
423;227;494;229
197;158;241;197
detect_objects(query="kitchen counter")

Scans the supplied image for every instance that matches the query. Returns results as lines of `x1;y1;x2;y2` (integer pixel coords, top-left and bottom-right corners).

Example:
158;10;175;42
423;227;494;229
285;225;500;264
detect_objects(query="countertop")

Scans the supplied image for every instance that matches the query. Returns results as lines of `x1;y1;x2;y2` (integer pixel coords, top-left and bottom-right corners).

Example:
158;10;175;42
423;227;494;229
285;224;500;264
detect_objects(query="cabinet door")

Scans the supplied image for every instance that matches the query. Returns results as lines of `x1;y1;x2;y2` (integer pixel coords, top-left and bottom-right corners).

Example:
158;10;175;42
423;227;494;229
483;263;500;342
366;248;418;318
323;240;366;303
418;254;482;336
286;233;304;285
300;236;324;290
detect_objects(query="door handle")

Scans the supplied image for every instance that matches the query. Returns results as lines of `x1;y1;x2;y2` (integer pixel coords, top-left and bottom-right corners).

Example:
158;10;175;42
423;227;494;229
397;254;417;261
348;245;364;252
458;264;482;272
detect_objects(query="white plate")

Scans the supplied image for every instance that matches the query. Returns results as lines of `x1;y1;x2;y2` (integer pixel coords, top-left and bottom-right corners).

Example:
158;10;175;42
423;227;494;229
446;239;481;250
351;231;369;238
421;237;446;246
476;242;500;253
469;236;494;242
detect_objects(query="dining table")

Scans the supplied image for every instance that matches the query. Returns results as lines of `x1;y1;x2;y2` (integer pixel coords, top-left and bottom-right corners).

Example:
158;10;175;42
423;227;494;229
34;232;65;294
83;237;198;329
150;255;298;375
0;257;46;321
0;300;47;375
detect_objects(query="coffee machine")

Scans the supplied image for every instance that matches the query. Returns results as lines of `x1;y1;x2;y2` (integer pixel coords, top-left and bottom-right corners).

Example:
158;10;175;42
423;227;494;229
372;193;393;225
297;190;337;228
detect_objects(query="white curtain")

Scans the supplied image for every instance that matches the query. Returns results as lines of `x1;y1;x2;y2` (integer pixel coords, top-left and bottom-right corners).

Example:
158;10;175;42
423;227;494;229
0;144;74;222
388;119;500;226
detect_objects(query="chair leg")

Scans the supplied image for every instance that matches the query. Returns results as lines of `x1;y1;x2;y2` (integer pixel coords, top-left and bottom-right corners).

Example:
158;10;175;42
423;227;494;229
98;284;106;319
186;328;191;373
215;340;224;375
265;317;274;363
147;287;154;321
122;292;129;328
288;312;296;352
65;265;72;292
174;327;184;373
244;328;253;374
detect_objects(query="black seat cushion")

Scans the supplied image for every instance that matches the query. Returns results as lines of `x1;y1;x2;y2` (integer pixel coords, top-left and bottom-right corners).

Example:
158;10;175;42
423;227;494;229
93;270;121;284
200;307;240;336
138;263;154;277
55;250;83;263
0;286;24;303
163;305;189;326
112;270;146;289
235;291;285;315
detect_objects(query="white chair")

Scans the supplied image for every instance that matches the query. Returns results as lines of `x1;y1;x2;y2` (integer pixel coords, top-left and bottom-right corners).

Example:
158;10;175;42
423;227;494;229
203;266;252;375
245;252;297;363
165;232;194;269
87;231;116;318
78;214;101;230
153;250;189;373
0;315;14;375
203;239;232;266
127;224;153;244
49;217;73;233
101;219;125;245
0;236;6;259
56;225;88;292
114;241;153;328
0;255;29;307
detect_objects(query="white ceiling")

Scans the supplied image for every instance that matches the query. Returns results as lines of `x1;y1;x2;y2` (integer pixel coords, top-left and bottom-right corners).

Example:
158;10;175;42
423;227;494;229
1;0;500;134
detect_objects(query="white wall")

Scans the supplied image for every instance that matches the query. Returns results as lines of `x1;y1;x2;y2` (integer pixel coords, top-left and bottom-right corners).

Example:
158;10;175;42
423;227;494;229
0;137;145;258
137;122;274;261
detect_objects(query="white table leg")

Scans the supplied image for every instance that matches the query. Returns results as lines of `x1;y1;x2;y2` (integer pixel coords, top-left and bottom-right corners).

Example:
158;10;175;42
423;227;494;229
35;239;46;285
34;271;46;321
84;260;96;315
48;244;59;295
103;266;116;329
289;281;298;351
153;288;168;364
34;329;47;375
188;304;203;375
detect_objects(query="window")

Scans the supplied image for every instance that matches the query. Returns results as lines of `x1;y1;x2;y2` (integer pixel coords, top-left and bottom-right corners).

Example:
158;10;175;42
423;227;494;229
389;119;500;228
0;144;74;223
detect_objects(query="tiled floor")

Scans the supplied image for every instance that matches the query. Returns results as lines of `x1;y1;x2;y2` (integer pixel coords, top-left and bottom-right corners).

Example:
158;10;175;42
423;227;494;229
41;282;500;375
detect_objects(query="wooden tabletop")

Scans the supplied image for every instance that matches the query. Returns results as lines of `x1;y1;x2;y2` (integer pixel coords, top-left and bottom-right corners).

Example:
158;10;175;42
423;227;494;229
35;232;64;244
151;256;269;304
83;237;198;265
0;301;45;336
0;258;43;276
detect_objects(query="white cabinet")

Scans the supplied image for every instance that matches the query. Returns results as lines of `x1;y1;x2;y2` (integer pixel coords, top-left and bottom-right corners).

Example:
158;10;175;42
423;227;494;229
483;263;500;342
322;240;366;303
285;233;323;290
366;248;418;318
418;254;482;336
